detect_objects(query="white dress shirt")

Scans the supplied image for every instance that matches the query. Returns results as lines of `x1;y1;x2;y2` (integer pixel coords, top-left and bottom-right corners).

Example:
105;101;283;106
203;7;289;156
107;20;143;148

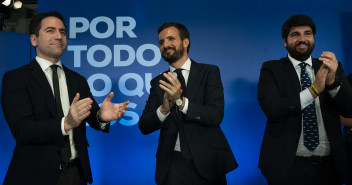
36;56;78;160
37;56;109;161
288;54;340;156
157;58;191;152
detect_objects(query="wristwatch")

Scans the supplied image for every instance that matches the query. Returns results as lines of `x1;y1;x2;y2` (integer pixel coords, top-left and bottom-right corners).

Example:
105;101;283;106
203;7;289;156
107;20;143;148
175;96;183;107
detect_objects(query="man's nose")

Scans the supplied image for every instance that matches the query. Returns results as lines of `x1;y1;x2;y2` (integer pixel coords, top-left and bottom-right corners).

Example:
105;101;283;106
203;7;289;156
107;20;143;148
297;34;307;41
54;31;63;39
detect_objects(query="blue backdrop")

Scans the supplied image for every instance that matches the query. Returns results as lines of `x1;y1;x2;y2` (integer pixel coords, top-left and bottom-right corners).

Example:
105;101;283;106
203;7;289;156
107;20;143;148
1;0;352;184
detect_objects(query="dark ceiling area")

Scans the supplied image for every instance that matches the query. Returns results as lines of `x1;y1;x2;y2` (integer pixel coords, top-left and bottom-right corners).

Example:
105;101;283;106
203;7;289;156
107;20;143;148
18;0;37;3
0;0;38;33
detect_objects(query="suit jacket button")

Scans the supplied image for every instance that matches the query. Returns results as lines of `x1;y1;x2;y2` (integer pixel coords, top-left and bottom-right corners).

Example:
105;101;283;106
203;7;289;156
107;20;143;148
288;105;294;111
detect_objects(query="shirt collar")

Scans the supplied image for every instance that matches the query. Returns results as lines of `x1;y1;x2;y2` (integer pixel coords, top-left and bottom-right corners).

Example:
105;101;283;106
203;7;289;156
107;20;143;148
169;58;191;72
288;53;312;68
36;56;63;72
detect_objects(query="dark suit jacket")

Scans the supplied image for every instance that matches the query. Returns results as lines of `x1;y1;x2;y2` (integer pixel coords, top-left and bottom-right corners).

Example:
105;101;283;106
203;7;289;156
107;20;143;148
344;74;352;185
257;57;352;183
138;60;237;185
1;59;109;185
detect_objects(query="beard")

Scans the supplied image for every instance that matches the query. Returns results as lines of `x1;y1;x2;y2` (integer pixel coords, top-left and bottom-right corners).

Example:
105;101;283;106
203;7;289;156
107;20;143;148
162;44;185;64
286;41;315;61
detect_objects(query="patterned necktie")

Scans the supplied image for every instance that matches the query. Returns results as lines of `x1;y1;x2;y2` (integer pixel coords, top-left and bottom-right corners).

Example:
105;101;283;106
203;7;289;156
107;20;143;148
50;65;71;163
299;62;319;151
174;69;191;161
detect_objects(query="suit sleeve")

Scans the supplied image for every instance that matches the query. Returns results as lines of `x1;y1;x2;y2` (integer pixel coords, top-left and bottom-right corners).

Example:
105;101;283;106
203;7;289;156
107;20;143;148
186;66;224;127
1;71;65;147
138;78;163;135
328;62;352;117
257;62;301;122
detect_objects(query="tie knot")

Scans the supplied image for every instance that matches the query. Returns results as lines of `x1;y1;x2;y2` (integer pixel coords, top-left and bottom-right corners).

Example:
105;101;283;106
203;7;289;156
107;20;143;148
174;68;184;76
50;65;60;72
298;62;308;69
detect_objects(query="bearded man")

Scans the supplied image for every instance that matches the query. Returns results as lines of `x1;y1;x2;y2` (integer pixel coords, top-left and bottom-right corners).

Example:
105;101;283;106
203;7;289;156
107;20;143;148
257;14;352;185
138;22;237;185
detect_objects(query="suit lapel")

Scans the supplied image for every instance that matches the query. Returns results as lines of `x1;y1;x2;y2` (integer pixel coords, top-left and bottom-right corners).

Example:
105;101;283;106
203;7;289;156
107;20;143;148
185;60;199;101
282;57;301;93
312;58;322;75
311;58;326;104
62;66;82;143
62;66;76;105
28;59;57;117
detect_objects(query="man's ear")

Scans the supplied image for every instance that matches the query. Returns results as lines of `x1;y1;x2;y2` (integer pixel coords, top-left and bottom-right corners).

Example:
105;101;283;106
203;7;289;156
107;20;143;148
30;34;38;47
183;38;189;48
283;38;287;48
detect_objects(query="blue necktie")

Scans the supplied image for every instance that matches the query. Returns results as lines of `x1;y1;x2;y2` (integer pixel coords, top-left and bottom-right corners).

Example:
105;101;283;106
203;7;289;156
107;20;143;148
299;62;319;151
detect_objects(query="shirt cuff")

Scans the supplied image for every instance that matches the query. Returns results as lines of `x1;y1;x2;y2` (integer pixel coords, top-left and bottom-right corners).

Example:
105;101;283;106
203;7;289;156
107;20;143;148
300;88;314;110
328;86;340;98
179;97;189;114
157;106;170;122
61;117;69;136
97;111;109;130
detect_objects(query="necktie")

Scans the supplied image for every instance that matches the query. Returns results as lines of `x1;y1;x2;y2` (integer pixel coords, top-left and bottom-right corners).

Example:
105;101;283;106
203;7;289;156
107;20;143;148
50;65;71;163
299;62;319;151
50;65;64;117
174;69;191;161
174;69;187;96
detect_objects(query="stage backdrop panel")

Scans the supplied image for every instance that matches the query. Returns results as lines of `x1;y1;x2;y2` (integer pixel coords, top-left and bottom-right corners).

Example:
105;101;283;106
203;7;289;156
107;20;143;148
1;0;352;184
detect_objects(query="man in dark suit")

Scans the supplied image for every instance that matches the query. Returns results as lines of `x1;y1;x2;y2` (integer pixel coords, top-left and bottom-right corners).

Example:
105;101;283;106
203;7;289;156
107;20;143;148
138;22;237;185
257;14;352;185
340;73;352;185
1;11;129;185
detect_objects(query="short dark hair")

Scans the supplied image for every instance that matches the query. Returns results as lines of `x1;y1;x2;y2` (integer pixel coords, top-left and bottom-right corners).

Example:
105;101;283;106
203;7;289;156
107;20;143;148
158;22;191;53
30;11;66;36
282;15;316;41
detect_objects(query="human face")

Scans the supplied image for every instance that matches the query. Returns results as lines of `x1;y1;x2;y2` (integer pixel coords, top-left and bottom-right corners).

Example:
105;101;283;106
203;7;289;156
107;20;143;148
284;26;315;61
30;16;67;63
158;27;188;64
